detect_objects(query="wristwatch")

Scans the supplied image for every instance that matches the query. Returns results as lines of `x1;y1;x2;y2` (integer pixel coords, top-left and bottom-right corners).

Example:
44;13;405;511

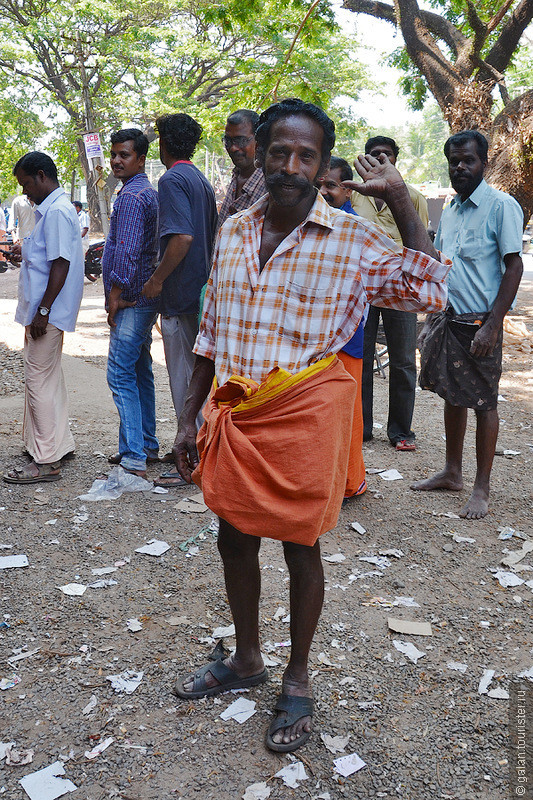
38;306;50;316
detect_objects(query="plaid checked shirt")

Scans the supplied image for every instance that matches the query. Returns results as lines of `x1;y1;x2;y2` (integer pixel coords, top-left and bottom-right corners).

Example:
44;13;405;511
216;167;267;235
102;173;159;307
195;192;450;385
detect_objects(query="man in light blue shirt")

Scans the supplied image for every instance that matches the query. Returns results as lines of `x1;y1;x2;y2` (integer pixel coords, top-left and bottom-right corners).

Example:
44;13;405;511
3;152;84;485
412;131;523;520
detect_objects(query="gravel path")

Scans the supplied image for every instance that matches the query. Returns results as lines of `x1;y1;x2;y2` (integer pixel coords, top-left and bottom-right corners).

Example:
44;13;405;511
0;264;532;799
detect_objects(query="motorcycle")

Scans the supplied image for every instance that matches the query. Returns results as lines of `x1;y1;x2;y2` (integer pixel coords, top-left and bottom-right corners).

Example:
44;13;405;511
85;240;105;282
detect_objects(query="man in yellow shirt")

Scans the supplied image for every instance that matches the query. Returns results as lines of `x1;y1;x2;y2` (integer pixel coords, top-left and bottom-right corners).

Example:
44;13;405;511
353;136;429;451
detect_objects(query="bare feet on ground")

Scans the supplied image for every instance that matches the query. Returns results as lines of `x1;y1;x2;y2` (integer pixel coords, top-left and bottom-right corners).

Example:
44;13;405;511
270;672;313;746
410;469;463;492
459;486;490;519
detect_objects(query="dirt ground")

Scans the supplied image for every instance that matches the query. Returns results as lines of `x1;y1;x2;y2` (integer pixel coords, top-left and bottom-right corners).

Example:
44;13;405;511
0;260;532;800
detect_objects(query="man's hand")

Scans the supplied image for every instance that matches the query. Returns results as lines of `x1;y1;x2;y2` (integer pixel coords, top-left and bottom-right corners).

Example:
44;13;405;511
470;319;499;358
142;275;163;299
344;153;406;201
172;423;199;484
29;311;48;340
1;243;22;263
107;286;136;328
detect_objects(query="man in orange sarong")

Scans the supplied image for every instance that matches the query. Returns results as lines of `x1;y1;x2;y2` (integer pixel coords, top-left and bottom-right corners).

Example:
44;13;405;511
169;99;450;753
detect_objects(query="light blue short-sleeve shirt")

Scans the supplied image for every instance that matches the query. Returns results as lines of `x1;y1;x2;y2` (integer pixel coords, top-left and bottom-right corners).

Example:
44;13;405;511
15;188;84;332
435;179;523;315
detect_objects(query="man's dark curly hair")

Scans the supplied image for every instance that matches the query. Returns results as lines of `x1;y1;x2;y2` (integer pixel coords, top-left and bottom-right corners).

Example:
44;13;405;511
444;130;489;162
255;98;335;166
156;113;203;161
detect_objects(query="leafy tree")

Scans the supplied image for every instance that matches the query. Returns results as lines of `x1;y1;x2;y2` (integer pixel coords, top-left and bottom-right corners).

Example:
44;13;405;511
0;76;46;200
342;0;533;224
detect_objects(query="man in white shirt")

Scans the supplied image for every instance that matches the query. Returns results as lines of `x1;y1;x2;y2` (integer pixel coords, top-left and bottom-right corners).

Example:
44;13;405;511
73;200;90;255
9;193;35;241
3;152;84;484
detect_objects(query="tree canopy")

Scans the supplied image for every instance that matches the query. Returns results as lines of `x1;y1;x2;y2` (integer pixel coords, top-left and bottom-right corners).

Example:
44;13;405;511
343;0;533;223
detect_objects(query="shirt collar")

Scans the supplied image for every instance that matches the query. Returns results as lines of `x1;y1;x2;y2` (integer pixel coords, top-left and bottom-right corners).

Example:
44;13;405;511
118;173;148;193
35;187;64;218
451;178;488;209
339;199;356;215
240;189;334;231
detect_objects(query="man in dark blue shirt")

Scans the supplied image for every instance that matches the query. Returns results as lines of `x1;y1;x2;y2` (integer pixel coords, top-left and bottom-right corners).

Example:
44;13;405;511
103;128;159;478
143;113;217;487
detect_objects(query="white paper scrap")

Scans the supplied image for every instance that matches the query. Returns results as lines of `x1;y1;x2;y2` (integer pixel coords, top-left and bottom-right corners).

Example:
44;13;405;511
19;761;77;800
447;662;468;673
0;674;21;690
380;548;404;558
323;553;346;563
393;640;426;664
379;469;403;481
501;542;533;568
320;733;350;754
388;618;433;636
333;752;367;777
82;695;97;715
0;742;16;760
517;667;533;679
493;571;524;588
351;522;366;535
6;747;34;766
0;555;29;569
57;583;87;596
394;597;420;608
126;618;143;632
91;567;117;576
487;687;509;699
359;555;391;569
85;737;114;760
106;670;144;694
220;697;256;724
212;624;235;639
135;539;170;556
274;762;308;789
88;579;118;589
478;669;495;695
242;782;271;800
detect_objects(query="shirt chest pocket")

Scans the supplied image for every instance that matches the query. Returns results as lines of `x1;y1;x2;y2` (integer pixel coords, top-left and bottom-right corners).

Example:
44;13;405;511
278;278;338;346
457;227;484;261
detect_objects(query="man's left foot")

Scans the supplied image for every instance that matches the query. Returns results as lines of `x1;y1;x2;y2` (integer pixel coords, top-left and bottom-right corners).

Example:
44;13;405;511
266;692;314;753
395;439;416;451
459;487;489;519
3;461;61;484
174;657;268;699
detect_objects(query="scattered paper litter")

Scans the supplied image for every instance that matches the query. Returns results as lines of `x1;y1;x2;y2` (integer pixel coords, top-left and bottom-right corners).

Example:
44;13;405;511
82;695;97;715
8;648;40;665
242;782;271;800
85;737;114;760
492;570;524;588
175;499;208;513
365;467;385;474
394;596;420;607
487;687;509;699
135;539;170;557
152;486;168;494
0;543;13;549
501;541;533;568
517;667;533;679
220;697;256;723
379;548;404;558
0;554;29;569
478;669;495;695
57;583;87;596
498;527;516;540
357;700;381;710
0;742;16;760
318;652;341;667
447;661;468;673
106;670;143;694
359;555;391;569
361;596;394;608
91;566;117;576
213;624;235;638
166;616;189;626
333;752;367;777
323;553;346;563
0;674;21;690
19;761;77;800
451;534;476;544
88;579;117;589
351;521;366;534
379;469;403;481
274;762;308;789
126;618;143;632
388;618;433;636
393;640;426;664
5;746;34;766
320;733;350;754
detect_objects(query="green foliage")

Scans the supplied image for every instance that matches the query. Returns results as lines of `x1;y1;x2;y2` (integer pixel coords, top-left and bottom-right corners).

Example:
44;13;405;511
0;78;46;199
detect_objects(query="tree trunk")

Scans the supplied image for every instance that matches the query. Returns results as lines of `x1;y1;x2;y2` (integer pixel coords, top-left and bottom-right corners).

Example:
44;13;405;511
76;139;103;236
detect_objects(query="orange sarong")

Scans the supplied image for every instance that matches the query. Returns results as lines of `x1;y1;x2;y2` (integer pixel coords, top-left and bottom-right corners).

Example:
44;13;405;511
192;356;356;546
337;352;367;497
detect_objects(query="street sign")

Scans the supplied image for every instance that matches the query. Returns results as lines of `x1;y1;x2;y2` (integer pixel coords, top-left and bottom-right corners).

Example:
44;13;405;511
83;132;104;161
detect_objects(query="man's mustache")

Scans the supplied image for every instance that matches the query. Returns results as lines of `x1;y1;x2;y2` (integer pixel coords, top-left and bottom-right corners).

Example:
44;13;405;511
266;174;311;192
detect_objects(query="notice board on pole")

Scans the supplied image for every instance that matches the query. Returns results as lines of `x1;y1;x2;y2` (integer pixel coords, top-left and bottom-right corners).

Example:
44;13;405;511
83;132;104;162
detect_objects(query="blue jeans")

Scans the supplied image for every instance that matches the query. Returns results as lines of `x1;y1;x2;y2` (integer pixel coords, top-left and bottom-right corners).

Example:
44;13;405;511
362;306;417;444
107;306;159;470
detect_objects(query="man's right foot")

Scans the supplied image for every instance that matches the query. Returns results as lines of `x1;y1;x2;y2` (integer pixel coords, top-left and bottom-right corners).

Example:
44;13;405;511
174;656;267;699
410;469;463;492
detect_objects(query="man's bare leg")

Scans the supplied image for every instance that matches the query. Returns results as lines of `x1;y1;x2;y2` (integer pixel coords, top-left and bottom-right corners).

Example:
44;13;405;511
181;519;265;693
411;401;467;492
270;539;324;746
460;407;498;519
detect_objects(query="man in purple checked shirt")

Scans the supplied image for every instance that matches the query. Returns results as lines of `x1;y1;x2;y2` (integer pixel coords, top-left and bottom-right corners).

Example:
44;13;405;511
102;129;160;478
